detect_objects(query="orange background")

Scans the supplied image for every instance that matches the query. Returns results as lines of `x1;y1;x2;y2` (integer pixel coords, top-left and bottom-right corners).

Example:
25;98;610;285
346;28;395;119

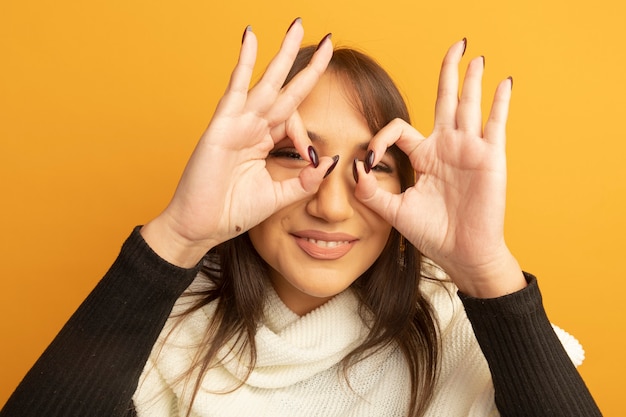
1;0;624;414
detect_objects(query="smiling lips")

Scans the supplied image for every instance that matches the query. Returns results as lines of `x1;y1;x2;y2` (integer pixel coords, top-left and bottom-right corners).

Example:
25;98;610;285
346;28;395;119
292;231;357;260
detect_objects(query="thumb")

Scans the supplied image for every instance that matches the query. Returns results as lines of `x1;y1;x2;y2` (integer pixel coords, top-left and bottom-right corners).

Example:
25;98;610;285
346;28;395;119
272;155;339;210
353;159;402;228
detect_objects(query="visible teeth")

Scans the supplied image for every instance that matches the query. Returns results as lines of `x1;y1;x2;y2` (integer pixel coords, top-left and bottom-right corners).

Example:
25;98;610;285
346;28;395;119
305;238;349;248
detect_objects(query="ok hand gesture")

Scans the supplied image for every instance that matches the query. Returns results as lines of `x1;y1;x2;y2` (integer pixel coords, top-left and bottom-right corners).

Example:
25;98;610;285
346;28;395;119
142;19;335;267
355;40;526;297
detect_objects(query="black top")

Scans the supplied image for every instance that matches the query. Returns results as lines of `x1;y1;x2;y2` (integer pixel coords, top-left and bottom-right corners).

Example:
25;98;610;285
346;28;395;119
0;227;602;416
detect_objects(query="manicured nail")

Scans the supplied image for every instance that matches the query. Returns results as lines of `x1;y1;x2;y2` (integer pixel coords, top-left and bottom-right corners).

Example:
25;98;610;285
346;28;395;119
316;33;332;50
461;38;467;56
352;158;359;183
364;150;375;174
507;75;514;90
242;25;252;44
307;145;319;168
286;17;302;33
323;155;340;179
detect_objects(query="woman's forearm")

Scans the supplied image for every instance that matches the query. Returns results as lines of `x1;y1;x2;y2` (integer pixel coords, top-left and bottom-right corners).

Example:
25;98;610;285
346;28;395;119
0;227;199;417
459;273;602;416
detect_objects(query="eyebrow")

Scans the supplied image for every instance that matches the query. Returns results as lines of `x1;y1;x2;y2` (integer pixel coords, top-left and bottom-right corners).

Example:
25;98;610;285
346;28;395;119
307;130;370;151
307;130;324;143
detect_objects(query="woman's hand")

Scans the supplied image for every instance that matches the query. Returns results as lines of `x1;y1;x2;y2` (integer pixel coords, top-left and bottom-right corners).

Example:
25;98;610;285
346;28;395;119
355;39;526;297
141;19;335;268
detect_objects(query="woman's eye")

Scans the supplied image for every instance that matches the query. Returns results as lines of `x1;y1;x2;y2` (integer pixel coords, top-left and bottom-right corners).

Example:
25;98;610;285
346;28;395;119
371;161;393;174
268;148;304;160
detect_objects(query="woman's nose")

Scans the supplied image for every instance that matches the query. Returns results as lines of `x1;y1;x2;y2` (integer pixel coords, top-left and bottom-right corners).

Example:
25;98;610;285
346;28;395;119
306;160;355;222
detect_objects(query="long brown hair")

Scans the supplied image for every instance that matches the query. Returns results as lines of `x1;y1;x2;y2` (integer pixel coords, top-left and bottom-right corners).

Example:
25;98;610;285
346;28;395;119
175;46;440;417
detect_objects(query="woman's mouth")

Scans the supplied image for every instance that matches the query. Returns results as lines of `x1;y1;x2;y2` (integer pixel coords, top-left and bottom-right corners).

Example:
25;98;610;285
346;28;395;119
302;237;350;248
292;231;357;260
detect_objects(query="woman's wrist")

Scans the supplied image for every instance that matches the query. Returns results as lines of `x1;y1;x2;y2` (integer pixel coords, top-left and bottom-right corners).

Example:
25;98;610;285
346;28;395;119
448;251;527;299
140;217;216;269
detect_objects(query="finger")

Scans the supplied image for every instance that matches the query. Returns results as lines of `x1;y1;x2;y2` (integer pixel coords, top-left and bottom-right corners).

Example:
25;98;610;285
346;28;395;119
265;33;333;125
483;77;513;146
272;155;338;207
261;18;305;90
277;111;318;166
456;56;484;136
434;39;466;128
217;26;258;113
246;18;305;113
366;118;426;168
353;159;402;227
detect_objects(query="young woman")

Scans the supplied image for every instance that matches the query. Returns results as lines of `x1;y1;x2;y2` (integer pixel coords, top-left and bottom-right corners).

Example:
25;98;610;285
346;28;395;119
0;18;601;417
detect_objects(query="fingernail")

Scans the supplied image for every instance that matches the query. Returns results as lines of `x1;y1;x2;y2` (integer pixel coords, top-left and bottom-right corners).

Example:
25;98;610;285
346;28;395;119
364;150;375;174
323;155;340;179
307;145;319;168
316;33;332;50
508;75;514;90
242;25;252;44
352;158;359;183
286;17;302;33
461;38;467;56
481;55;485;68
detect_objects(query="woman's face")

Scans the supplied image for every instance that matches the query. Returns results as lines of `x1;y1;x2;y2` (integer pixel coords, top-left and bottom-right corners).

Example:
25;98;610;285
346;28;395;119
248;73;401;315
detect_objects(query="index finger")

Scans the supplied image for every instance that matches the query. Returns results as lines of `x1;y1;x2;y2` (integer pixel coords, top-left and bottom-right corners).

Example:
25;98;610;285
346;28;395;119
365;118;426;170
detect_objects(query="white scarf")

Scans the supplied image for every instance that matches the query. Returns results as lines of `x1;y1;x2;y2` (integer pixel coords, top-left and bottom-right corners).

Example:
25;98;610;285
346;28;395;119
133;277;584;417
